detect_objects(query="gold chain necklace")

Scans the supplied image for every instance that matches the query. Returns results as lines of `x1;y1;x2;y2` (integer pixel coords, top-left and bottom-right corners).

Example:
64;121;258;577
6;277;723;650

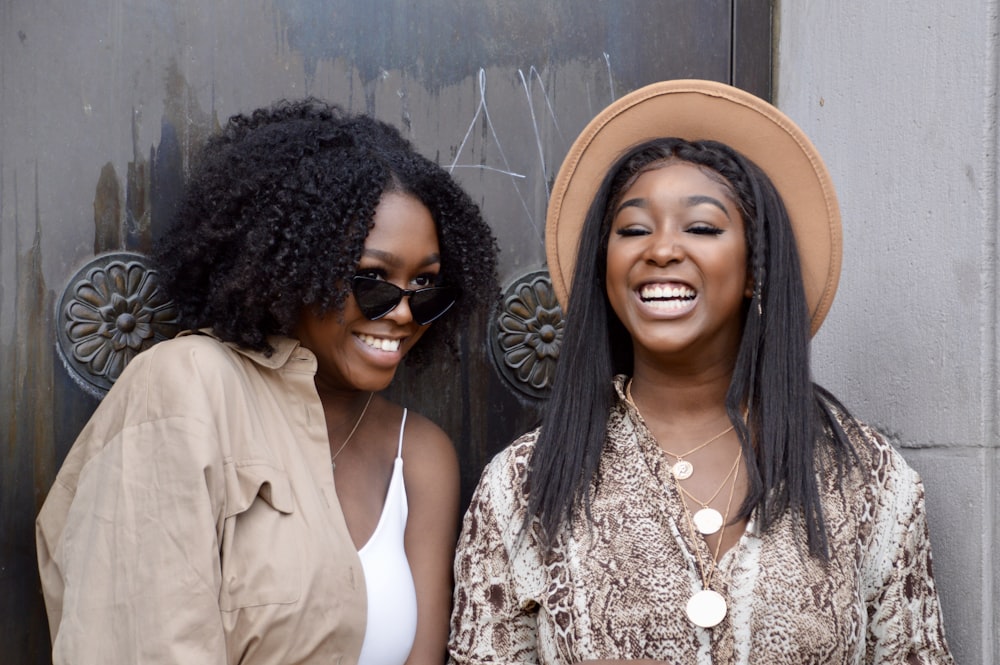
624;379;734;480
682;446;742;628
622;378;745;628
330;392;374;471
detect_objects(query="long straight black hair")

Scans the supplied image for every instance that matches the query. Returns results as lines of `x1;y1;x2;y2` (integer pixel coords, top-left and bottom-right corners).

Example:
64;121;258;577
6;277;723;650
527;138;854;558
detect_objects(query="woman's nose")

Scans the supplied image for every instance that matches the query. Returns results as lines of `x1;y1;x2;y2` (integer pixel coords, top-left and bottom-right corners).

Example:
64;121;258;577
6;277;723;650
645;230;685;266
382;289;417;324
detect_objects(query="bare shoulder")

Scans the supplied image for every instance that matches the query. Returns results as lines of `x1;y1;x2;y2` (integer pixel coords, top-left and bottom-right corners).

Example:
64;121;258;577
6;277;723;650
399;408;456;458
395;407;459;493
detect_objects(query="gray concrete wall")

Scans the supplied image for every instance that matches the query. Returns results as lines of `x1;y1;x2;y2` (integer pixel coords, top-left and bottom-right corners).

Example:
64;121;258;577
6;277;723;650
776;2;999;664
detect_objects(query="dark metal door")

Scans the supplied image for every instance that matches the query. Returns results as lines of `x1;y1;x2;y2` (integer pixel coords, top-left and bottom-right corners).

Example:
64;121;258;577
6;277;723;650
0;0;771;660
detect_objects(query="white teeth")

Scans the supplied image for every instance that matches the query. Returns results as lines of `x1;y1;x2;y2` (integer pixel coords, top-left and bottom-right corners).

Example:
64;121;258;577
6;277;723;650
359;334;401;352
645;298;691;311
640;284;696;301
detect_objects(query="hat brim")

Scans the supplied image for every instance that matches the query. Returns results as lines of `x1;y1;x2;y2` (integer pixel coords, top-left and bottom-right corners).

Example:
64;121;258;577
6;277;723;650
545;79;841;336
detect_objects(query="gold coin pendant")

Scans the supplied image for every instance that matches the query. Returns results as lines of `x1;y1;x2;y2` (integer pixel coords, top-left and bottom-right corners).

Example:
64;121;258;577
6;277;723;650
672;460;694;480
692;508;724;535
686;589;728;628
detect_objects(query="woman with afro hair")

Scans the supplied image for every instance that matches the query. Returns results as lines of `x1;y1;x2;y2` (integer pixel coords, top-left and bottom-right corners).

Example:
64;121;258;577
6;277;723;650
37;98;499;665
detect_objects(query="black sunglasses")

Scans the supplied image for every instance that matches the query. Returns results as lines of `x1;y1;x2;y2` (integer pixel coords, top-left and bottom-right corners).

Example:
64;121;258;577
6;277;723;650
351;276;459;325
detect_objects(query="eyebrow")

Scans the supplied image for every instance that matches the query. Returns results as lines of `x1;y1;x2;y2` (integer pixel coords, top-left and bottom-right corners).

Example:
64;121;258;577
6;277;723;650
614;195;731;219
685;195;732;219
361;247;442;268
615;198;647;215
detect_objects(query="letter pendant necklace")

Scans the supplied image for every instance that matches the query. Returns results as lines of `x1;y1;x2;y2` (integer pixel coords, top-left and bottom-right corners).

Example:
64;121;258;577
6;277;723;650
330;392;374;471
663;423;734;480
624;380;734;480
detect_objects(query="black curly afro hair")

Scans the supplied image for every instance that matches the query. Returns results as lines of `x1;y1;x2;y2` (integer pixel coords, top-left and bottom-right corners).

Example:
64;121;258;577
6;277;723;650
154;98;499;365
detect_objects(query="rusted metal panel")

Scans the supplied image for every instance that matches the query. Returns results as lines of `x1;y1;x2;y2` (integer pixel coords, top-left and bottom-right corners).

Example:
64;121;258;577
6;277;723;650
0;0;771;660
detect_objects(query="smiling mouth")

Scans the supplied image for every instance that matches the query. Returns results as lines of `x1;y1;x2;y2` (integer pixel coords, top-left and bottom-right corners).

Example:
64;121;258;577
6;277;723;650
639;284;697;311
358;333;402;352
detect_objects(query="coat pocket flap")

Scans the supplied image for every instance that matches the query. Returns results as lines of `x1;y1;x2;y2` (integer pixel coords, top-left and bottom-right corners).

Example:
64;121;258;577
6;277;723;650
225;462;295;517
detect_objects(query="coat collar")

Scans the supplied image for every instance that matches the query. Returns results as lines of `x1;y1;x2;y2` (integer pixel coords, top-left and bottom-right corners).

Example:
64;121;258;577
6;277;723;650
177;328;309;370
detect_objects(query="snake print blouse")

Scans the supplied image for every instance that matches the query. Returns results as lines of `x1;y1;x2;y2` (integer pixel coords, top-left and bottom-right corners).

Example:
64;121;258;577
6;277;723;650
449;377;954;664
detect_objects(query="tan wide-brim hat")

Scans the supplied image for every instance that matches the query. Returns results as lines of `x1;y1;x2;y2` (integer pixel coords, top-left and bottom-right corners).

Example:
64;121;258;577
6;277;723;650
545;79;841;336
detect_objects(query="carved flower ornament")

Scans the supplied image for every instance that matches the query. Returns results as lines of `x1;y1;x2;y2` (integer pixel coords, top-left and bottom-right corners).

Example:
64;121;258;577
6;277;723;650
492;270;564;398
58;253;180;394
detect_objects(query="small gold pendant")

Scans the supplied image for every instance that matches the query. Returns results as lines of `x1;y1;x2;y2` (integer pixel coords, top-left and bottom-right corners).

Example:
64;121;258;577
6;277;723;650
692;508;724;535
672;460;694;480
686;589;727;628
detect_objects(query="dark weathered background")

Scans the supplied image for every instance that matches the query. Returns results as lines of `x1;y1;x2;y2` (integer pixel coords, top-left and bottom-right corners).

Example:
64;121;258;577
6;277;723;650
0;0;771;660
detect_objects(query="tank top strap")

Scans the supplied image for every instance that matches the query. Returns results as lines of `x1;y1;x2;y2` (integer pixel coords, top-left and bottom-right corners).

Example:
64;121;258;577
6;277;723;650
396;408;407;459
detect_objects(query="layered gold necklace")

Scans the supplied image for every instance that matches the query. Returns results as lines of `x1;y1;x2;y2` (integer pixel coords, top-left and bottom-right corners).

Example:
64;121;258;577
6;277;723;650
681;447;741;628
624;379;743;628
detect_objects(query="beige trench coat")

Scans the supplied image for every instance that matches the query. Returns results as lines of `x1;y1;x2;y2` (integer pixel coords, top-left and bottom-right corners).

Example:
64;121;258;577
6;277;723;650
37;331;366;665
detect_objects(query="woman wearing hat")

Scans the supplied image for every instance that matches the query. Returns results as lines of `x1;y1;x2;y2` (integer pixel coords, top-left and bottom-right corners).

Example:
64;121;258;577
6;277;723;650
448;81;953;664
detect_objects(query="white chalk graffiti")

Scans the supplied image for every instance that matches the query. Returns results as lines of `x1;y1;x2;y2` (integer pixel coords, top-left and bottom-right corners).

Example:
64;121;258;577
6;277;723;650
446;65;616;248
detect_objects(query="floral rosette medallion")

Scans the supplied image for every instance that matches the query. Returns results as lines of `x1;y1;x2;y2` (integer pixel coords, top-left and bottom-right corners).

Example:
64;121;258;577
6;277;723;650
491;269;565;400
57;252;180;396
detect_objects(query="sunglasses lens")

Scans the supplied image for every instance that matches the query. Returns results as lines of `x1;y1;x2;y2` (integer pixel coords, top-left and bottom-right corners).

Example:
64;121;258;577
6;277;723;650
352;276;459;325
410;287;458;325
352;277;403;320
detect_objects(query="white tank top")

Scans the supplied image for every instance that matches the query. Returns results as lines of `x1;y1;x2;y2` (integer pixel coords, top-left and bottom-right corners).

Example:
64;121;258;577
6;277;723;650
356;409;418;665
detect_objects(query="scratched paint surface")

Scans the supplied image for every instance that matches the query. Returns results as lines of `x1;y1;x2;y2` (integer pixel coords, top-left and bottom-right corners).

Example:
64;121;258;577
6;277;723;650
273;0;730;93
0;0;768;660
